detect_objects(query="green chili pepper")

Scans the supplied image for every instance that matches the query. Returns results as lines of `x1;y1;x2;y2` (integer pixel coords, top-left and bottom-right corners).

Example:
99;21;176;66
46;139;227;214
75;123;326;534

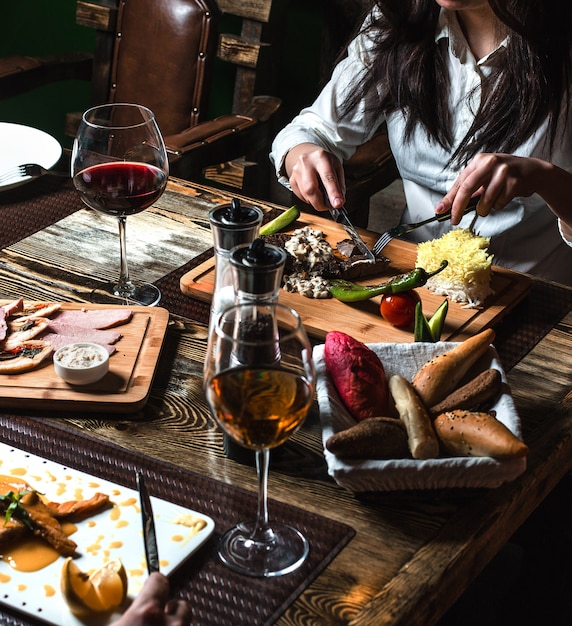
329;260;448;302
414;301;433;342
414;298;449;342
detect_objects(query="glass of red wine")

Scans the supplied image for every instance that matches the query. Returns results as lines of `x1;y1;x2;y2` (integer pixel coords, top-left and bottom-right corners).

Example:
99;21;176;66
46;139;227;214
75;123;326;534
71;103;168;306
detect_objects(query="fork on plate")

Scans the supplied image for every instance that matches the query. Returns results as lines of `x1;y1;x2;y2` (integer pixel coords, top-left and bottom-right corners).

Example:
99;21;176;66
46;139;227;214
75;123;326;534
372;195;481;255
0;163;49;185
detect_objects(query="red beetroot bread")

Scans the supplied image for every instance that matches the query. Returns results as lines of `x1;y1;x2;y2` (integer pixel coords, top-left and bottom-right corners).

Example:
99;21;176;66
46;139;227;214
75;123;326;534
324;331;389;421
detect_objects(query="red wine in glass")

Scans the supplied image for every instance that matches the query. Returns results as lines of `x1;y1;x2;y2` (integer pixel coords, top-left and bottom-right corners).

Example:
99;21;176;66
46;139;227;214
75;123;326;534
73;162;167;216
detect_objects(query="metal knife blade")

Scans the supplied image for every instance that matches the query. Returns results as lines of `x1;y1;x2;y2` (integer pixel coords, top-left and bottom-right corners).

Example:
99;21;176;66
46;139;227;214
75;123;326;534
328;205;376;262
137;472;160;574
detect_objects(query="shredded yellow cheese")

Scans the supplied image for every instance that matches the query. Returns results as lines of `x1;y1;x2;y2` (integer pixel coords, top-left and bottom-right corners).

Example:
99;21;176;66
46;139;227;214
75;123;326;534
416;228;494;308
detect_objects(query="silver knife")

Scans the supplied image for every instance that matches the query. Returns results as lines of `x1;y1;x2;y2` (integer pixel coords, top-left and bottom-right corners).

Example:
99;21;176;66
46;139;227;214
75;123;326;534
137;472;160;574
326;200;376;263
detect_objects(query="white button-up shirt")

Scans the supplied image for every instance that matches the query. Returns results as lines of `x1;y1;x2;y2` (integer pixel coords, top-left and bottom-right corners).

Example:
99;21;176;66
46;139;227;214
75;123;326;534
270;9;572;285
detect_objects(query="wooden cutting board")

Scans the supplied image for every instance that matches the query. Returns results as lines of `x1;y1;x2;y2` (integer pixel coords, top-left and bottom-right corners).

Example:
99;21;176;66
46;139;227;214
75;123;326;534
0;302;169;413
180;211;532;344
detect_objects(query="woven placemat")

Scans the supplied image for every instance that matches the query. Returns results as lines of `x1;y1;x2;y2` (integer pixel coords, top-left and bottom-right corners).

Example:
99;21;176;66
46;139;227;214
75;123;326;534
0;414;354;626
0;177;81;249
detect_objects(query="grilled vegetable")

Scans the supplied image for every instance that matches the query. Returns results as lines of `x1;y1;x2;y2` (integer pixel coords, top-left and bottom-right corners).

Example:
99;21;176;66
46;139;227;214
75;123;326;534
259;205;300;235
329;261;448;302
414;299;449;342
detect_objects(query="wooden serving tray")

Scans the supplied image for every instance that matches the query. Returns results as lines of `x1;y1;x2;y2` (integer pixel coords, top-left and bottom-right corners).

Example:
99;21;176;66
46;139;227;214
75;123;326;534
0;302;169;413
180;212;532;344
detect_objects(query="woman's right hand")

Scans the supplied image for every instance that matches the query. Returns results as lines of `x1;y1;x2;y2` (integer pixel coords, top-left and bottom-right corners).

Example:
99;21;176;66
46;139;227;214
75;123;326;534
284;143;346;212
113;573;192;626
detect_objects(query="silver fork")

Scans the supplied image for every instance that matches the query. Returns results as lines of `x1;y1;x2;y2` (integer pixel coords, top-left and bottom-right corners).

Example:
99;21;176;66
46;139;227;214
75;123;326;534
0;163;48;185
372;195;481;255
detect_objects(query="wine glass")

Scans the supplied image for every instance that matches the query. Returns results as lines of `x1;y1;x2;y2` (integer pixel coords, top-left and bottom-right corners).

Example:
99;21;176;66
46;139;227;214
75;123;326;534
71;103;168;306
204;302;316;577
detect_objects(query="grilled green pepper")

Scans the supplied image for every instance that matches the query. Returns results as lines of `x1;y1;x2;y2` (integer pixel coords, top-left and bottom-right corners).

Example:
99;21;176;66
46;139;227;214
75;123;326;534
259;205;300;235
414;298;449;342
329;260;448;303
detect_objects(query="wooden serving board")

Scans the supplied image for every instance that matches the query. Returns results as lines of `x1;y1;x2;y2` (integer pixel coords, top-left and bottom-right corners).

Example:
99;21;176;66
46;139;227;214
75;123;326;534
180;212;532;344
0;302;169;413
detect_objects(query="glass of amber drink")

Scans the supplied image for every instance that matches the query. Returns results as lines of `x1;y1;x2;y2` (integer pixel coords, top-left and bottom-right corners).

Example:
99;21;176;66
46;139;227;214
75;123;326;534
204;303;315;576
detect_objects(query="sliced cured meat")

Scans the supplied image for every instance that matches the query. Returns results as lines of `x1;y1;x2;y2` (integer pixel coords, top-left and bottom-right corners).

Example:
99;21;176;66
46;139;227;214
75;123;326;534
44;323;121;344
42;333;117;355
50;308;133;329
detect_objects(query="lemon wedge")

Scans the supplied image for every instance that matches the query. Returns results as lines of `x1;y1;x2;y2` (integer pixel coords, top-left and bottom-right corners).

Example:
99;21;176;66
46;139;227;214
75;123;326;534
61;557;128;616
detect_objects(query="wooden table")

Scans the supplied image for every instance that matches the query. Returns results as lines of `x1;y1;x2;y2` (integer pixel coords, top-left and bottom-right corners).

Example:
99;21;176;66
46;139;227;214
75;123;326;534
1;176;571;625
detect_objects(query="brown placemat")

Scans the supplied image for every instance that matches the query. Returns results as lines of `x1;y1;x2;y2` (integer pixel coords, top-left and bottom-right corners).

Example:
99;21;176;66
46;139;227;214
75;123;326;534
0;177;81;249
0;414;354;626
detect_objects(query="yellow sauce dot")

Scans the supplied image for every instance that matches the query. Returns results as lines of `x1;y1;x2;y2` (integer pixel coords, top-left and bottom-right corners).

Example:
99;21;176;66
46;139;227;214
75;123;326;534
44;585;56;597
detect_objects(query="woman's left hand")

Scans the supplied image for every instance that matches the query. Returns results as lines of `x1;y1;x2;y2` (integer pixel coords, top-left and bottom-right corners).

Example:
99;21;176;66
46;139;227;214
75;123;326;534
435;153;548;224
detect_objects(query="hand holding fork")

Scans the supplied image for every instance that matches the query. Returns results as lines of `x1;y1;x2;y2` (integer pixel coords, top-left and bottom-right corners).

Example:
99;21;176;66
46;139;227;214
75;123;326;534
372;195;481;255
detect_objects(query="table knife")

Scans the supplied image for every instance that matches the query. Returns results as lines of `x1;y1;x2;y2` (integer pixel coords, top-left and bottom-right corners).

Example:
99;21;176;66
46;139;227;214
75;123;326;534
328;204;376;262
137;472;160;574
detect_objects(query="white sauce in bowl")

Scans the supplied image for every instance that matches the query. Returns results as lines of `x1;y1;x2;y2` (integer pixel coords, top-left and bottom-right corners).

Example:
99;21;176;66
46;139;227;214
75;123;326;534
55;344;106;369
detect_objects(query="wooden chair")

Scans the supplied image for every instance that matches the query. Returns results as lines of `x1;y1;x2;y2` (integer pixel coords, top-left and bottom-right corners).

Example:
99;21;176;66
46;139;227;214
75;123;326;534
0;0;286;201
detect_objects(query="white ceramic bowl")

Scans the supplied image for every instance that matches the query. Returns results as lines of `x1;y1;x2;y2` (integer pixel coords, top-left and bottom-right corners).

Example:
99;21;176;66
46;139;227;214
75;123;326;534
53;342;110;385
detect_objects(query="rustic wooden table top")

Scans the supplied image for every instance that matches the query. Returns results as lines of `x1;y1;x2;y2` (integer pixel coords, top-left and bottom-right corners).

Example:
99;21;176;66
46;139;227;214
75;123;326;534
1;176;571;626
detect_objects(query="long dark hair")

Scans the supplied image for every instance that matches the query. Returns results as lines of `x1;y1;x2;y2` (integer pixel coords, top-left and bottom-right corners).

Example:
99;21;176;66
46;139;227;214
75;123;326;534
343;1;572;166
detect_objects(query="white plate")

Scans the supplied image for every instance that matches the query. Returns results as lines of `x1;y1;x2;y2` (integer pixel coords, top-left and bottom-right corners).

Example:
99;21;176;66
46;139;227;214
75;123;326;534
314;341;527;492
0;442;215;625
0;122;62;190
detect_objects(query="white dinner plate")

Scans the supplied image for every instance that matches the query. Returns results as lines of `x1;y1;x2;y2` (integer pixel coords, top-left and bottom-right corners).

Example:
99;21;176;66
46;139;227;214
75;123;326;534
0;442;215;626
0;122;62;191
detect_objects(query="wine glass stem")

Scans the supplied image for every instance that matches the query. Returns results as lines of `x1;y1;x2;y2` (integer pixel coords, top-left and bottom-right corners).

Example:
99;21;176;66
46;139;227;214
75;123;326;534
116;215;133;294
253;449;273;543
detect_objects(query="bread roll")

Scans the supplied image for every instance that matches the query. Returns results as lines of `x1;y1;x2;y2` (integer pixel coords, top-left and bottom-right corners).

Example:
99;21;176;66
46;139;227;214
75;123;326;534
389;374;439;460
324;331;389;421
434;410;528;459
412;328;496;407
429;368;502;416
325;416;409;459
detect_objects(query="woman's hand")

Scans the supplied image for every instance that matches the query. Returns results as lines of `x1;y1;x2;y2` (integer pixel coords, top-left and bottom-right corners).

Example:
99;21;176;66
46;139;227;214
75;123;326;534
284;143;346;212
435;153;554;224
113;573;192;626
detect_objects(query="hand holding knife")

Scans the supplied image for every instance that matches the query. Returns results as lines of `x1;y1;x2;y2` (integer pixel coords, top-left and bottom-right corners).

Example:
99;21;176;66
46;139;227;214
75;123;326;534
323;189;376;262
137;472;160;574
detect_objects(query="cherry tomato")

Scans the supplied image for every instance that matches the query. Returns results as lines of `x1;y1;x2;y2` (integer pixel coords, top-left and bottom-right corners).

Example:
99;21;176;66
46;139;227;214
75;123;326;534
379;290;421;328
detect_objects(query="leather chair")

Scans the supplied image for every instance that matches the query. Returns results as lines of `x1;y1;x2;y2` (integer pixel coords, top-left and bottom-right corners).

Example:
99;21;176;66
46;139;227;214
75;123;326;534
0;0;286;201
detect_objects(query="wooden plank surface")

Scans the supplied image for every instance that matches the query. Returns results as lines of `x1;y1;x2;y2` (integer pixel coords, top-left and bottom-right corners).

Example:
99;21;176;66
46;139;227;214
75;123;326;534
180;211;532;343
0;302;169;412
0;178;570;625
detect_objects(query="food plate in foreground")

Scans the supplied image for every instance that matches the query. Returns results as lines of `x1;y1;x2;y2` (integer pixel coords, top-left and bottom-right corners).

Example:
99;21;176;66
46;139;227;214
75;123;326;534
0;442;215;626
314;341;526;491
0;123;62;191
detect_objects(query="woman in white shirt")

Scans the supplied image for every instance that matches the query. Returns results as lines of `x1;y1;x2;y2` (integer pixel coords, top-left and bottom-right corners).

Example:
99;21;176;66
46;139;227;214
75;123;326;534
270;0;572;285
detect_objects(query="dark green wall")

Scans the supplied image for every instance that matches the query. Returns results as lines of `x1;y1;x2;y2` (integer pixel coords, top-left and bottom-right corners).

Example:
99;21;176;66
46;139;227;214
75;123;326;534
0;1;345;149
0;0;95;148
